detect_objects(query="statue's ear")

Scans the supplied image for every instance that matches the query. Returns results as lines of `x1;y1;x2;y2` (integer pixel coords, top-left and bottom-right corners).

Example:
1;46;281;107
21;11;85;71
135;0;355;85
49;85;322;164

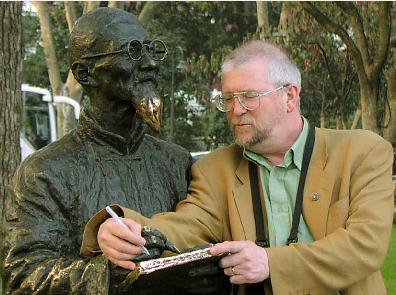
71;61;99;87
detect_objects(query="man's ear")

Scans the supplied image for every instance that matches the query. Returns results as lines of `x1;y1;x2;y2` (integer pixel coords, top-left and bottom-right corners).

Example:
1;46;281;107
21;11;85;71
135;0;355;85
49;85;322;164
71;61;99;87
286;85;300;113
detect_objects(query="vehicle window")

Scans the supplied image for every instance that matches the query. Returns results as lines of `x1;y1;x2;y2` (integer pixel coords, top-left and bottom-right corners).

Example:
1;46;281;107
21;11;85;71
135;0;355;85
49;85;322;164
22;91;51;150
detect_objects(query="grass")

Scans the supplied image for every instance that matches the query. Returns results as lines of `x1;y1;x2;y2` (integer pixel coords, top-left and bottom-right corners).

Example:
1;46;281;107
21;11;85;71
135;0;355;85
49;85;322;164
382;224;396;295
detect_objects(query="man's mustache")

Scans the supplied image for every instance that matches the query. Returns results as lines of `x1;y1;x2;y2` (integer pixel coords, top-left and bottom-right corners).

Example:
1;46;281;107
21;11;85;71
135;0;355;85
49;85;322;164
230;119;253;126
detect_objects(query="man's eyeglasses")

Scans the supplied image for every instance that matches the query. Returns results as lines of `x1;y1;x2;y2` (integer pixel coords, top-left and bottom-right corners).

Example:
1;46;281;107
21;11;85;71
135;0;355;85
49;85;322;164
80;39;168;61
214;84;290;112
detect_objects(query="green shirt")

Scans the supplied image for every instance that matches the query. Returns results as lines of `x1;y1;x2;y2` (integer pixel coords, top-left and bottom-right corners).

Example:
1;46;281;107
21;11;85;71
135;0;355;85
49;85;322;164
244;117;314;246
244;118;340;295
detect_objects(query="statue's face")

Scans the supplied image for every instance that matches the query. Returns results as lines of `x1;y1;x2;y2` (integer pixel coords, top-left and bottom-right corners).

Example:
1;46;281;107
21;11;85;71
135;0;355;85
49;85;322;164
90;21;163;132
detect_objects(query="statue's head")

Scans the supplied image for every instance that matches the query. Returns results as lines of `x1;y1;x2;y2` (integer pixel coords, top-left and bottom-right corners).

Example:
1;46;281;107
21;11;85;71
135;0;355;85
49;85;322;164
69;7;166;132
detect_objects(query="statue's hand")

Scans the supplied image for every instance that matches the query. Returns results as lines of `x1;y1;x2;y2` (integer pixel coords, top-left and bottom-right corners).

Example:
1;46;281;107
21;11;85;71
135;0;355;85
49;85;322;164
132;226;180;262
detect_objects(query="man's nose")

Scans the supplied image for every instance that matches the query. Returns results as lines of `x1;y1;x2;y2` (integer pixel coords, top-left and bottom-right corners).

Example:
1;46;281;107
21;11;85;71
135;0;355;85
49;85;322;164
231;96;248;116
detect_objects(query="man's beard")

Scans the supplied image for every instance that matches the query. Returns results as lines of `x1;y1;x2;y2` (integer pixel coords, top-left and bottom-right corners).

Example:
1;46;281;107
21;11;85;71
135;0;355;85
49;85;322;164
233;125;271;149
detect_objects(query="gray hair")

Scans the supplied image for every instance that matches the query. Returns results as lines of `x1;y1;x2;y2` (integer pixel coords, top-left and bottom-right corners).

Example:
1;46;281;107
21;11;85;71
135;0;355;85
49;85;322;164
221;41;301;89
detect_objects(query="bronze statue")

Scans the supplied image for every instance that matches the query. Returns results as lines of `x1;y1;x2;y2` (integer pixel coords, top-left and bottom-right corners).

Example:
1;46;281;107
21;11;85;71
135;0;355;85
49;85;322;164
3;7;193;294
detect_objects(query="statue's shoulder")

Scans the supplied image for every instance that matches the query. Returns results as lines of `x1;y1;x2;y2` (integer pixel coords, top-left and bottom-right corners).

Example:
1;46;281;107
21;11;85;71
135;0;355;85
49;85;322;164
142;134;191;158
19;131;81;174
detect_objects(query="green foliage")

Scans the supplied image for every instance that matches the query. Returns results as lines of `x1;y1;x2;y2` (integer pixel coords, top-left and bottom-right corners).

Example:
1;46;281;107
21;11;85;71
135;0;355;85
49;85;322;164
382;225;396;294
22;10;48;88
143;2;257;150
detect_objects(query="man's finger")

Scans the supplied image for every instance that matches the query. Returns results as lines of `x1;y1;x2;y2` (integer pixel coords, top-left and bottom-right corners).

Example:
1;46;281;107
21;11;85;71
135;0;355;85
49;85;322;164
210;241;243;255
104;219;146;246
104;242;140;261
123;218;147;245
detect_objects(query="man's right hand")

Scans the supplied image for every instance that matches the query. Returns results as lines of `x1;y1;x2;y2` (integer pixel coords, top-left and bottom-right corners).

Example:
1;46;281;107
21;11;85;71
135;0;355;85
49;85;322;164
97;218;147;270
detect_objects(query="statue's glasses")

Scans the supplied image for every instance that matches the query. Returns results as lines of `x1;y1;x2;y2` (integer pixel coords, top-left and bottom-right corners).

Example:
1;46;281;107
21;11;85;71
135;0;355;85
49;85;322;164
214;84;290;112
80;39;168;61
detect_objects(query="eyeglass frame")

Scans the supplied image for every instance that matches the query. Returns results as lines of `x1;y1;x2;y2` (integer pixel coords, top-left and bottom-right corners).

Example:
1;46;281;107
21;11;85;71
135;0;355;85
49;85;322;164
214;83;291;112
79;39;168;61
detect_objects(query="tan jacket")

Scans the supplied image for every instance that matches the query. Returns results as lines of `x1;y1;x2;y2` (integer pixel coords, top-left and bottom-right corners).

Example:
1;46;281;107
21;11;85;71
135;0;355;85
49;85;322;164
82;128;394;295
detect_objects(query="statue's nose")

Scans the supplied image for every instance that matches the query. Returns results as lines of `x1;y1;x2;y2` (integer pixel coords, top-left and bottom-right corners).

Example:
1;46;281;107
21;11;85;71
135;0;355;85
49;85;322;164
138;50;158;70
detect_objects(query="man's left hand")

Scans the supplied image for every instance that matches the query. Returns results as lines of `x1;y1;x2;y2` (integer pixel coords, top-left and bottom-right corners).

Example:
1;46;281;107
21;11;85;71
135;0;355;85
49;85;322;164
210;241;270;284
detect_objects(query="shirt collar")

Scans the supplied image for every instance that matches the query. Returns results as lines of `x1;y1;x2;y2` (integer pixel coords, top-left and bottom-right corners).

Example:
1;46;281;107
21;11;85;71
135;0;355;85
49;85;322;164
77;107;146;155
244;117;309;171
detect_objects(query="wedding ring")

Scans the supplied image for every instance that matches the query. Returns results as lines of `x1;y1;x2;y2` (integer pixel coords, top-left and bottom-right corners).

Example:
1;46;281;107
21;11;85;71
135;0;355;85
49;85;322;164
231;266;236;275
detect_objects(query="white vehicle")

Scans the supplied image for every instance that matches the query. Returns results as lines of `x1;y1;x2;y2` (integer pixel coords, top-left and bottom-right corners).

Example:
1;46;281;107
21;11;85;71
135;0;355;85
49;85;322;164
21;84;80;160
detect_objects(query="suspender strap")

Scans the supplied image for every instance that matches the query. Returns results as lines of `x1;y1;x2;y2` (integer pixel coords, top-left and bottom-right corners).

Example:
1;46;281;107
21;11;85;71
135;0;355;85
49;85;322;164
286;123;315;245
249;161;269;248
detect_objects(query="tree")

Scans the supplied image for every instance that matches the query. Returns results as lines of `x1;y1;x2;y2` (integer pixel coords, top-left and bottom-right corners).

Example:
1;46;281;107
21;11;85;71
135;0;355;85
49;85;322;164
31;1;82;138
256;1;270;40
301;2;396;143
0;1;23;291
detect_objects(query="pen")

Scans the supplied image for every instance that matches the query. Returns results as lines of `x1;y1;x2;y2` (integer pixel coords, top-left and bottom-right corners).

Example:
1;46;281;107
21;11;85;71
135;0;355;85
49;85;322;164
105;206;150;255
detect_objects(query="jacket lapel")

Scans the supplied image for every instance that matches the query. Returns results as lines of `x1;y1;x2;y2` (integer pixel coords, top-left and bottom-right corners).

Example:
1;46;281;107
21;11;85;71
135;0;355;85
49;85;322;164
233;158;257;241
303;129;333;240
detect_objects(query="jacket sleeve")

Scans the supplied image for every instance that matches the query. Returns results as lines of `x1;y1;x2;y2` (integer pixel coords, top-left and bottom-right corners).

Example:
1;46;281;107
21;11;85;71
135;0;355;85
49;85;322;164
266;138;394;294
3;164;110;295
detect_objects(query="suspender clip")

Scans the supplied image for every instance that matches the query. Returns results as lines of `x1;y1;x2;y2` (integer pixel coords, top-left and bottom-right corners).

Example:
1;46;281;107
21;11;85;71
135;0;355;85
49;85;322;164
287;237;298;245
255;239;269;248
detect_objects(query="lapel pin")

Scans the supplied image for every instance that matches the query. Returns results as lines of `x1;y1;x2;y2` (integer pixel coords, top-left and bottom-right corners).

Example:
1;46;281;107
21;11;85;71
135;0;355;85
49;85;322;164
311;193;320;201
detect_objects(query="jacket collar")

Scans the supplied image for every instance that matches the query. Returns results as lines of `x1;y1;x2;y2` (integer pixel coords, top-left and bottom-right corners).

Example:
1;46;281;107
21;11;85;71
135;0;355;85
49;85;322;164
77;107;145;155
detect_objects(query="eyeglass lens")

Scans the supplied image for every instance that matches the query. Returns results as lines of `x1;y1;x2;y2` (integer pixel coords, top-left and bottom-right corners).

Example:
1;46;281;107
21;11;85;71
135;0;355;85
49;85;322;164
216;94;258;112
128;40;167;61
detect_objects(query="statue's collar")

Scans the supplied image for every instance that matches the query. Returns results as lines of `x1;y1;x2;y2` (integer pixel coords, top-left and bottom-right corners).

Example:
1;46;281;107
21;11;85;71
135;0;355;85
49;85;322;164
77;107;145;155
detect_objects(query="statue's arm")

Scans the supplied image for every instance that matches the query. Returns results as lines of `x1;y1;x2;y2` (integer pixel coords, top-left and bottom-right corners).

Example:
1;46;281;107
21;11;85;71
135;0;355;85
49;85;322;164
3;166;109;295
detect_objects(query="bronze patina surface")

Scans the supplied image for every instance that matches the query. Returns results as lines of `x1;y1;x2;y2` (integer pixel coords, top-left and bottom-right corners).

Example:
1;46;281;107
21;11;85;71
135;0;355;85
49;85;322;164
2;7;192;294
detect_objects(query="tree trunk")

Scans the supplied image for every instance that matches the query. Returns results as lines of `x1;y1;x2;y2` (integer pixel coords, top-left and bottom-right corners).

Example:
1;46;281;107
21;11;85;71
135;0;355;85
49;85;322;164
383;66;396;145
279;2;293;35
351;109;362;129
108;1;125;9
320;111;326;128
32;2;63;95
0;2;23;291
84;2;100;13
359;82;379;133
138;2;159;27
256;1;269;40
32;1;66;137
64;1;77;33
33;1;82;138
